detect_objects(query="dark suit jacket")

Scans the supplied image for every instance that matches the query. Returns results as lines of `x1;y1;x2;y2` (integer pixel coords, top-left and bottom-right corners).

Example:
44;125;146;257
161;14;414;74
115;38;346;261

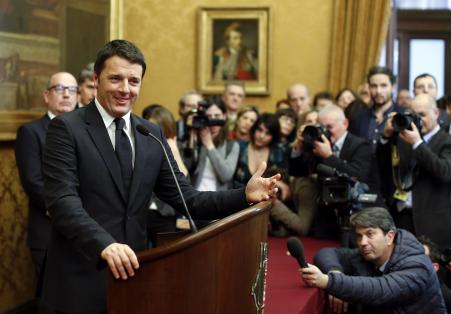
15;114;51;249
42;102;248;313
289;132;374;187
377;129;451;248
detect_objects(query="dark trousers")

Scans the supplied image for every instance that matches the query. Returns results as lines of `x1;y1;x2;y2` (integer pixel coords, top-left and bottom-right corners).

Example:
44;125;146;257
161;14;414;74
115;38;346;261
30;248;46;297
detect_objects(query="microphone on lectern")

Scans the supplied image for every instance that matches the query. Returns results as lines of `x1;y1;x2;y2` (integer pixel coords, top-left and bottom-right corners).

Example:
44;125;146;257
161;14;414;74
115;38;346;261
136;124;198;233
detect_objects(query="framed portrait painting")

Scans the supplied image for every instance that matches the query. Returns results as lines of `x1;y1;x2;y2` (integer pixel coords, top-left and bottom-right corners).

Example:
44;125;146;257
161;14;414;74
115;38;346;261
197;7;271;95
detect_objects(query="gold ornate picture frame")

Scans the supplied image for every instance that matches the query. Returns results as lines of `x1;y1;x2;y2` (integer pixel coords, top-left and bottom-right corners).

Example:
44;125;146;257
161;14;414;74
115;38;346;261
197;6;270;95
0;0;122;141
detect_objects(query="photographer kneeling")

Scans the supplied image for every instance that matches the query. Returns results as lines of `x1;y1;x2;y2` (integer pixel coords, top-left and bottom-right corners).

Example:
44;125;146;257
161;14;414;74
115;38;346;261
377;93;451;249
184;98;240;192
287;104;375;239
300;207;446;313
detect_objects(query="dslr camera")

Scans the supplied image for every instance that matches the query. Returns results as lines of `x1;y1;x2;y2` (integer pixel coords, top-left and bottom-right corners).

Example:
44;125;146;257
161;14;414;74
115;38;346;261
392;109;422;132
302;124;331;151
190;100;226;129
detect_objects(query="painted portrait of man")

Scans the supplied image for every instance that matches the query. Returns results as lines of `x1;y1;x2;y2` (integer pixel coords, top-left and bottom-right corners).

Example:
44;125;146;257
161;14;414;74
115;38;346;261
212;20;259;81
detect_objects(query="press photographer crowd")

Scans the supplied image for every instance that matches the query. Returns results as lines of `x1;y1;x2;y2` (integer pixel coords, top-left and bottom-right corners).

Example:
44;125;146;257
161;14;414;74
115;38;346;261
161;67;451;313
16;51;451;313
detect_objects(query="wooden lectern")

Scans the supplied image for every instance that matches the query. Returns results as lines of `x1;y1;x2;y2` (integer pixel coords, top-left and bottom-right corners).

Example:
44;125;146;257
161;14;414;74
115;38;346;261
107;201;271;314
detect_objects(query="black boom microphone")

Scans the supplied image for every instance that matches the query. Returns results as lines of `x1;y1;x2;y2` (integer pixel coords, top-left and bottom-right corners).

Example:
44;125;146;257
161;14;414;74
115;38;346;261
287;237;308;268
136;124;198;233
316;163;356;185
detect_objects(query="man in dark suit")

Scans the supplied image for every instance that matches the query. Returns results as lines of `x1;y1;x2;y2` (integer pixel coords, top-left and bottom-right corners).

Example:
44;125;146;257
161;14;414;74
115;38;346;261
41;40;279;313
377;93;451;248
287;104;374;239
15;72;78;289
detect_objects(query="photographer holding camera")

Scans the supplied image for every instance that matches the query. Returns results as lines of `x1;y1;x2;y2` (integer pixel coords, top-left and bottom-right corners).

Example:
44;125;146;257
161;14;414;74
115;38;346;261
288;105;373;237
184;97;240;192
377;93;451;249
288;104;375;239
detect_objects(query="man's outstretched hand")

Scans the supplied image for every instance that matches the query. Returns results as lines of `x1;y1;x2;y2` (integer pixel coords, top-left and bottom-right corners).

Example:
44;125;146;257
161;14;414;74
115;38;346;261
245;161;281;203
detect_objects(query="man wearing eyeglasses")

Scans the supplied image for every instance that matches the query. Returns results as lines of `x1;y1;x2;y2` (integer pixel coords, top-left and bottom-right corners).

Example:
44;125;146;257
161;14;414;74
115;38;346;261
15;72;77;304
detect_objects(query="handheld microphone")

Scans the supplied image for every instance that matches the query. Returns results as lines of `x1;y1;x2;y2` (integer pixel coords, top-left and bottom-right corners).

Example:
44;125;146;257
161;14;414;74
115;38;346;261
287;237;308;268
136;124;198;233
316;163;356;185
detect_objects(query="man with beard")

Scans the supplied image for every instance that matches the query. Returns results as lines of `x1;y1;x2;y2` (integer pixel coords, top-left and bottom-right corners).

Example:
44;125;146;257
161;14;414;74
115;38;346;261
349;66;403;153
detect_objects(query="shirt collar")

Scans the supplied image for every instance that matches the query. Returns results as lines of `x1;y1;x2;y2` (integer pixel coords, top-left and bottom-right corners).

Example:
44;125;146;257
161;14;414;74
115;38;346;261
333;131;348;151
422;124;440;143
47;111;56;120
379;258;389;273
370;102;395;117
95;98;131;131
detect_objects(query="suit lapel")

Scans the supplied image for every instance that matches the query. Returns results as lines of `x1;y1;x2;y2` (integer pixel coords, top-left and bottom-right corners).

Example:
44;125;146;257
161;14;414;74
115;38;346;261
85;103;127;202
338;133;351;160
40;114;50;130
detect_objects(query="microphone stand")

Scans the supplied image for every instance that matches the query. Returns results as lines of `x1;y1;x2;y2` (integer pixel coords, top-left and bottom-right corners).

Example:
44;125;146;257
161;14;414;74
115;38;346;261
136;124;198;233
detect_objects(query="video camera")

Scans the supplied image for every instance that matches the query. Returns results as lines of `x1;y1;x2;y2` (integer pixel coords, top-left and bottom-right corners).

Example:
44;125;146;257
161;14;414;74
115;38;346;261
392;109;422;132
317;164;377;208
317;164;377;247
190;100;226;129
302;124;331;151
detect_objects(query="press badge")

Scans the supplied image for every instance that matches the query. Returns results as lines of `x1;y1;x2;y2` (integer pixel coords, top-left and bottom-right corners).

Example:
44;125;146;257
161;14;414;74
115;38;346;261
176;217;191;230
393;189;408;202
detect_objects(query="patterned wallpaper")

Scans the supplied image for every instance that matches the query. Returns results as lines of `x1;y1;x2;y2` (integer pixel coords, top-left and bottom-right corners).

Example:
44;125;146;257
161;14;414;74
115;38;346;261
0;142;36;312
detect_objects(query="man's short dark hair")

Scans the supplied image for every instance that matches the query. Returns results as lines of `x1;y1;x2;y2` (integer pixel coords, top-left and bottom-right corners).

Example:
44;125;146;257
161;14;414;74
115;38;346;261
78;62;94;85
413;73;437;89
94;40;146;77
350;207;397;234
313;91;333;107
367;66;396;85
418;235;441;264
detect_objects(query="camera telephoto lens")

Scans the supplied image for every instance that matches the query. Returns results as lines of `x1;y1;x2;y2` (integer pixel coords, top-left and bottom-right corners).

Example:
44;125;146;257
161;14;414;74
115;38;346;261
392;114;411;132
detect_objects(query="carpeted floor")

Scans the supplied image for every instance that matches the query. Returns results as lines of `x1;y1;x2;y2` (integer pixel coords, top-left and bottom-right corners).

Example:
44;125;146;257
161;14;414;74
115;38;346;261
265;236;339;314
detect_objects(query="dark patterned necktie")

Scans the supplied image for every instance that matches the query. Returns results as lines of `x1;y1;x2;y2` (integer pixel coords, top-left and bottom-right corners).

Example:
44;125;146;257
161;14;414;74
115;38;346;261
114;118;133;198
332;144;340;157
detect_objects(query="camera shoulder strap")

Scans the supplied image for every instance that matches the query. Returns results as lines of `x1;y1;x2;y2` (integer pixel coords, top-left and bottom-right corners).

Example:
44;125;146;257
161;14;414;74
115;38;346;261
391;141;417;194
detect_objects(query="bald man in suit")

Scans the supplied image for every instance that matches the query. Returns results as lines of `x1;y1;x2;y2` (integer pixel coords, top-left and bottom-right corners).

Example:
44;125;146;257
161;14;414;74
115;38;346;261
15;72;77;292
